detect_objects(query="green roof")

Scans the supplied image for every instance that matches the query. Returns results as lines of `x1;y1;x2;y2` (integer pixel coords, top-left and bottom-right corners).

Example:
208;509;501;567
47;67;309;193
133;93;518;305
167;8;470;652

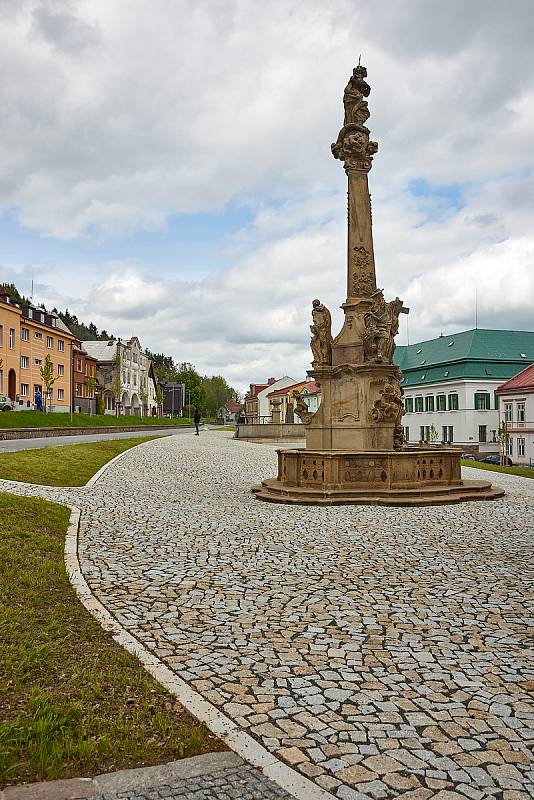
394;329;534;388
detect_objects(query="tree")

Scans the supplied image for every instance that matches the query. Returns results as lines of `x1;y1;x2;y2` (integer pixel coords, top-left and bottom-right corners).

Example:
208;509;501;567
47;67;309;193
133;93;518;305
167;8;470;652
155;385;163;418
111;349;123;417
202;375;238;417
174;362;206;412
140;388;148;419
497;420;510;466
39;354;59;412
85;375;97;415
428;424;439;445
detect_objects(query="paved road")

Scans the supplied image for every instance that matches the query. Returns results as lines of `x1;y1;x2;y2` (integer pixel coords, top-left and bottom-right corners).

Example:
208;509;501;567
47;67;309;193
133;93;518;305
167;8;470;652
1;434;532;799
0;427;200;452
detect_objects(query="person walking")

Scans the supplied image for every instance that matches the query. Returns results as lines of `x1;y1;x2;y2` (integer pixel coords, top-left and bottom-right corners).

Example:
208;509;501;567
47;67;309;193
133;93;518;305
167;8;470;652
193;408;201;435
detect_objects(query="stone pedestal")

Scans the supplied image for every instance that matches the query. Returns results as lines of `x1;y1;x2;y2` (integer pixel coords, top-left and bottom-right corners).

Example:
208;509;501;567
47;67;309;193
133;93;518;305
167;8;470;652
252;448;504;506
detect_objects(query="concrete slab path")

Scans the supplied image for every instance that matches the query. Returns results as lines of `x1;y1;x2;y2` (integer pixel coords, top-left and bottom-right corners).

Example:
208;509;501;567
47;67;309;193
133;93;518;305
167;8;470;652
1;432;532;799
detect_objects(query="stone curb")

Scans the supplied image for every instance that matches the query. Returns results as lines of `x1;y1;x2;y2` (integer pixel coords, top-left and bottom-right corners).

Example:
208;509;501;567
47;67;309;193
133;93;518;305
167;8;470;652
0;425;195;441
0;752;243;799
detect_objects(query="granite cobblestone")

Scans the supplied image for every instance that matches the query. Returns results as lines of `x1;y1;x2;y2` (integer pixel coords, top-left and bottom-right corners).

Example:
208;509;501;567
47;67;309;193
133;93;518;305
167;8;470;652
2;432;533;799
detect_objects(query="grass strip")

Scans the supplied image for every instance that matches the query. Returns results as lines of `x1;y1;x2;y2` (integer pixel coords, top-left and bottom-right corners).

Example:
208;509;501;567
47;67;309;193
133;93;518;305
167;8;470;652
0;492;222;787
0;411;196;429
461;459;534;479
0;437;163;486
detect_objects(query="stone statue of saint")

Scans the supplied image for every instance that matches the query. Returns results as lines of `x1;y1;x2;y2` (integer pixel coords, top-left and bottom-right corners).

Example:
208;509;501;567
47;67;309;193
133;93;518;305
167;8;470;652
310;299;333;367
363;290;404;363
343;65;371;126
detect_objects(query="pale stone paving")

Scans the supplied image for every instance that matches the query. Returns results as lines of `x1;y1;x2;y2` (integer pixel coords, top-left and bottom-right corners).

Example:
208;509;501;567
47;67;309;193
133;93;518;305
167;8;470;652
2;433;533;800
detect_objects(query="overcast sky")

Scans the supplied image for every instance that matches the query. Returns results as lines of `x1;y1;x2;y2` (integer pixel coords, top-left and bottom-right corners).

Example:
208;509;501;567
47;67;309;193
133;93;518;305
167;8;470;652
1;0;533;391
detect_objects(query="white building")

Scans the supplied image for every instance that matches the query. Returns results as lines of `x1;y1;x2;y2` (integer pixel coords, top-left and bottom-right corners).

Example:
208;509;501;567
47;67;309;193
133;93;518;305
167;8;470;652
496;363;534;466
84;337;157;417
395;329;534;449
244;376;297;422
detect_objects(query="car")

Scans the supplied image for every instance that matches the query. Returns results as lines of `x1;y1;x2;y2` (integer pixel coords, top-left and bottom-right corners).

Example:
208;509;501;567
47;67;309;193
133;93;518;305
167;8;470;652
480;454;513;466
462;453;477;461
0;394;14;411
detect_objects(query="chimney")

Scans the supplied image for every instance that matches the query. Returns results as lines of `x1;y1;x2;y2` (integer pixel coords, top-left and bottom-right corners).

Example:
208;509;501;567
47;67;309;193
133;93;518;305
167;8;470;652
267;377;276;384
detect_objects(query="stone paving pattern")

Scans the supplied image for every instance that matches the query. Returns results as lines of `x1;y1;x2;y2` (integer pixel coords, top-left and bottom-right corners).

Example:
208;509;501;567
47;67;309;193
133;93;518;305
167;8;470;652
89;763;293;799
2;432;532;800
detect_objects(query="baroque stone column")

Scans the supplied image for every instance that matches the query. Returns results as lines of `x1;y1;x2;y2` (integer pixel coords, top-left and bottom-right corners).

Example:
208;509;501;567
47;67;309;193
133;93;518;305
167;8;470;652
330;64;379;366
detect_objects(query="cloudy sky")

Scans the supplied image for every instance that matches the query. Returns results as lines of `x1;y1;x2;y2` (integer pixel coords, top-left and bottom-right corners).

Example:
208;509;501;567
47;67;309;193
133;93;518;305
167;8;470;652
1;0;533;391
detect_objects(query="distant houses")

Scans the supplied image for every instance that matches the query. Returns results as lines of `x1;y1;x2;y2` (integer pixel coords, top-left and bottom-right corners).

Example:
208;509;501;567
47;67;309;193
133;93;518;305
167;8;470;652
244;377;296;423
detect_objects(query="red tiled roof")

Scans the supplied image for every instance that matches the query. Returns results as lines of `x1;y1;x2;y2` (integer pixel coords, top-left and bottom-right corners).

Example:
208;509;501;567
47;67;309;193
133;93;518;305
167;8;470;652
267;380;320;398
225;400;242;412
249;383;269;397
496;362;534;394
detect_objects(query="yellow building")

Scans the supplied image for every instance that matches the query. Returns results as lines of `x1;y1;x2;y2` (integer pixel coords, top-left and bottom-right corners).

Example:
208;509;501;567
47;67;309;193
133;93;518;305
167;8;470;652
0;288;76;412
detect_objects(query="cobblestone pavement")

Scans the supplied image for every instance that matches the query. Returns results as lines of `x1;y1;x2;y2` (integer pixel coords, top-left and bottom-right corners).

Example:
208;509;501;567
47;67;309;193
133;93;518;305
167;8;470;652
2;432;533;799
90;763;293;799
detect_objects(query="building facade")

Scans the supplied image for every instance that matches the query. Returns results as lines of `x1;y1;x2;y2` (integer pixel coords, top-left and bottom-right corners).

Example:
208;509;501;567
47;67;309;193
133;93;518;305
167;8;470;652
244;376;297;423
267;379;320;423
84;337;157;416
160;381;185;417
395;329;534;448
72;342;98;413
0;288;76;412
496;363;534;466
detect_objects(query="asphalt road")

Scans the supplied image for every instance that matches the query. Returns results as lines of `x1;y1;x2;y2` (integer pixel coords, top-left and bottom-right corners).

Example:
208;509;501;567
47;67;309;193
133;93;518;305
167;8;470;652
0;427;201;452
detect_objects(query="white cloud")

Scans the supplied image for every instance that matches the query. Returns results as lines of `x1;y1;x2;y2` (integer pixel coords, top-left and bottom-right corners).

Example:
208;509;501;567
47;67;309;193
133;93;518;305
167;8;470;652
1;0;534;389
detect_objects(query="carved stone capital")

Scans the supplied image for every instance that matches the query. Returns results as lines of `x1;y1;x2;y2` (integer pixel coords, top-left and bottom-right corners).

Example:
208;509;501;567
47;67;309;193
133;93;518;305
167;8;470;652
332;124;378;173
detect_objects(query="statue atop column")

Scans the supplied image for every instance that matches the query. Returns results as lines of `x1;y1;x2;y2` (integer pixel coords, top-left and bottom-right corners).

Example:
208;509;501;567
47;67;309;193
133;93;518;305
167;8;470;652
310;299;333;367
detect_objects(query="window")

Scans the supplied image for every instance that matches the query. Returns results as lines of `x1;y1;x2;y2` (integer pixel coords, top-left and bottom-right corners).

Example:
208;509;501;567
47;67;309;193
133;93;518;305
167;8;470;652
504;403;513;423
436;394;446;411
442;426;448;443
404;426;410;442
474;392;491;410
0;325;3;346
57;339;64;352
415;397;424;413
46;335;54;348
34;331;42;339
507;437;513;456
34;358;42;366
77;358;82;372
404;397;414;413
57;364;65;377
425;396;435;412
517;403;525;423
20;356;29;369
9;328;15;349
479;425;487;443
57;389;64;401
448;393;459;411
448;426;454;442
21;327;29;342
420;426;425;441
76;383;83;397
518;438;525;457
20;383;29;397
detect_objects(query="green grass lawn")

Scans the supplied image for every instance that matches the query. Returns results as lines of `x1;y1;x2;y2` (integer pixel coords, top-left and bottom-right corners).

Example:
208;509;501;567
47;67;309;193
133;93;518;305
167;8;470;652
0;493;221;787
462;459;534;479
0;437;162;486
0;410;194;429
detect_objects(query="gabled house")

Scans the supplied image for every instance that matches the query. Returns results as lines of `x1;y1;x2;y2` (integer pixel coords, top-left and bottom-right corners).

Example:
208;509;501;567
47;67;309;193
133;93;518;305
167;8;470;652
496;362;534;465
244;376;297;423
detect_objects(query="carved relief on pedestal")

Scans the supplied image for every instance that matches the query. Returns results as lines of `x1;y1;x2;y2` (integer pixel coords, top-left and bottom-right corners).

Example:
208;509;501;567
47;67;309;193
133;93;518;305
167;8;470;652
310;299;333;367
342;457;388;484
369;375;404;427
301;456;325;485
